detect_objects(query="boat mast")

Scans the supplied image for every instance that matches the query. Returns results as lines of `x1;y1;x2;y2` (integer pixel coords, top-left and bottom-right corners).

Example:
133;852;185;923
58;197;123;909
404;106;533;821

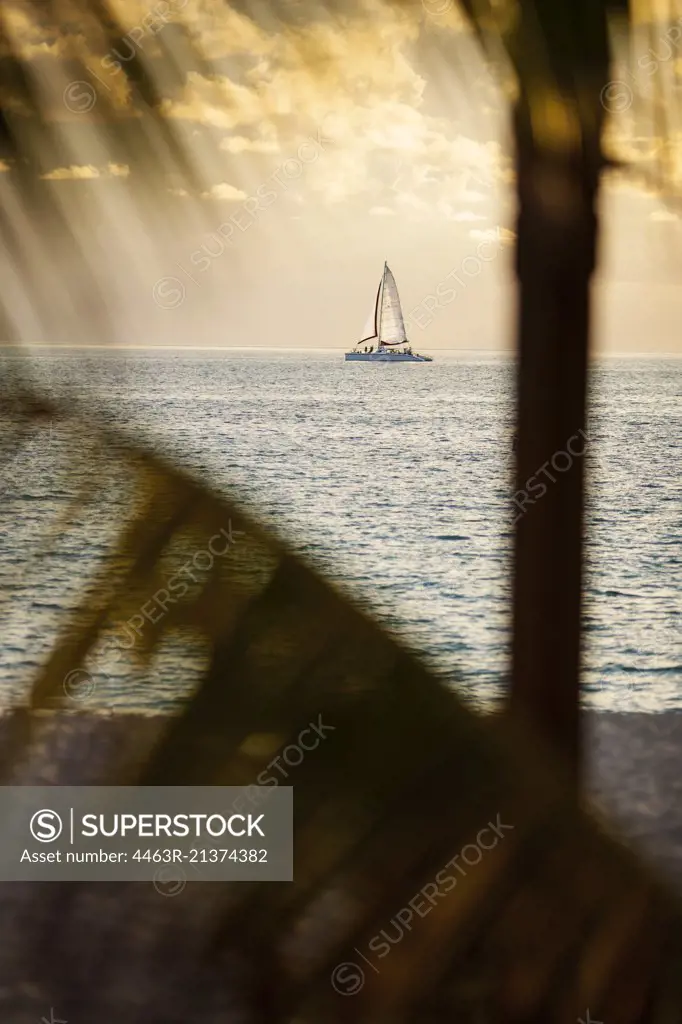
378;262;387;348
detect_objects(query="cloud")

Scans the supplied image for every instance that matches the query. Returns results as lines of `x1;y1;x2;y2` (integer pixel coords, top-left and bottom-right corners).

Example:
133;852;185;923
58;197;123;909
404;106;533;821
469;226;515;246
41;165;101;180
650;208;678;222
155;1;509;215
369;206;395;216
8;0;510;223
437;204;488;222
394;191;429;212
451;210;487;222
40;163;130;180
220;135;279;154
160;72;265;131
170;1;277;61
603;169;651;196
0;3;64;60
201;182;248;201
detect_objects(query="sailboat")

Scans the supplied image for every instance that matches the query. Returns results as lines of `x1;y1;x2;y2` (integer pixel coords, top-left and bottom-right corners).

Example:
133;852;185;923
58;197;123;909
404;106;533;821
345;262;433;363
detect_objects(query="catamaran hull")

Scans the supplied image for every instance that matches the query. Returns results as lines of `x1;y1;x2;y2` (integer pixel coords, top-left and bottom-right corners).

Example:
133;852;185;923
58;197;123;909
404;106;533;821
345;352;433;363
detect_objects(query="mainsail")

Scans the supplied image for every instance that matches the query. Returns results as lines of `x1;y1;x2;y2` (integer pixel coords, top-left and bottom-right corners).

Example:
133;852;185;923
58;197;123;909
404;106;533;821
357;263;408;347
378;263;408;346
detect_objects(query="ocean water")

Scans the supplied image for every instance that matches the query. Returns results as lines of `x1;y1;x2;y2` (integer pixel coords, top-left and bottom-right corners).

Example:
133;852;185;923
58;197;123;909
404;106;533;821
0;349;680;715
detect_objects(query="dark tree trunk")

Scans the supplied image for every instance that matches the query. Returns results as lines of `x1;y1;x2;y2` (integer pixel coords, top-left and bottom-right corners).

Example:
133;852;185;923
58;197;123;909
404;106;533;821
508;3;611;779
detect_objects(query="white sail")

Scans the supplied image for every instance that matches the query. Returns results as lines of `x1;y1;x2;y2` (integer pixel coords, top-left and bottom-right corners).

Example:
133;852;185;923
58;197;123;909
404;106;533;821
358;300;378;343
378;264;407;346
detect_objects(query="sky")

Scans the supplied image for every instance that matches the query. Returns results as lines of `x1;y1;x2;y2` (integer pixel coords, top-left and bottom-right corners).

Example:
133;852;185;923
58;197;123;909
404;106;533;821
1;0;682;353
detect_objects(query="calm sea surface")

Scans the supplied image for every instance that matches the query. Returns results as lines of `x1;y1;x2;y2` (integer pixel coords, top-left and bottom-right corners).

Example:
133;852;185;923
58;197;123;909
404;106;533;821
1;350;680;714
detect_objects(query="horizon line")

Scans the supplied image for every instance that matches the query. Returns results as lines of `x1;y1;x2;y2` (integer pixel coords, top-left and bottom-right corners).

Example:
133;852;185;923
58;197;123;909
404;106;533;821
0;344;680;358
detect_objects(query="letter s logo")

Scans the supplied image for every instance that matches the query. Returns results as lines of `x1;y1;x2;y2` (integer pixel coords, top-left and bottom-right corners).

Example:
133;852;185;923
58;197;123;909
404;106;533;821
30;809;63;842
